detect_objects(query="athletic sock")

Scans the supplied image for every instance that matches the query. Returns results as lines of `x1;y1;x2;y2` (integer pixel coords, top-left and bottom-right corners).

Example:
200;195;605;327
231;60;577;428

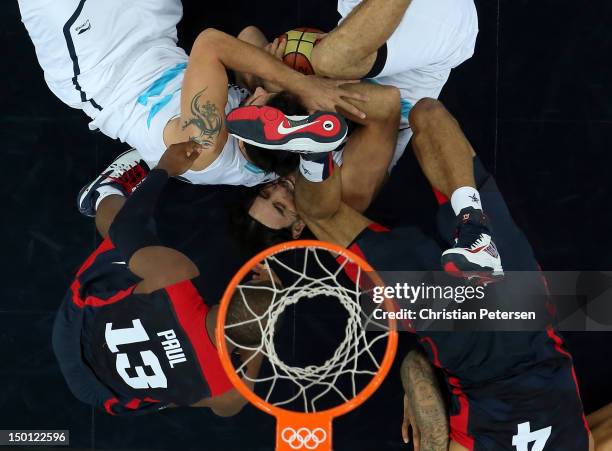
299;152;334;183
450;186;482;215
94;185;124;211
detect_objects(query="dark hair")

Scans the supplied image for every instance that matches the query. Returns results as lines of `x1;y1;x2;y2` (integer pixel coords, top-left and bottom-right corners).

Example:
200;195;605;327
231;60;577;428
226;280;275;347
242;91;306;176
229;190;294;257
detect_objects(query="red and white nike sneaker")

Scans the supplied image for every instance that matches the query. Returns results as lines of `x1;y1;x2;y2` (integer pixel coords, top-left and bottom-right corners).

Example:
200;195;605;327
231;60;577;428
226;105;348;153
77;149;149;217
441;207;504;283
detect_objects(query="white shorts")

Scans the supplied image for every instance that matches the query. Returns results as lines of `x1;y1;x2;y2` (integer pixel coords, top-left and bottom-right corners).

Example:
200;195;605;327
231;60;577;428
18;0;188;158
338;0;478;127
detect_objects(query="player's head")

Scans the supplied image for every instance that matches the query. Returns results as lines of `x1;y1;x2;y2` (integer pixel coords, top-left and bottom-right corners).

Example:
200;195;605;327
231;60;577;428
225;280;276;347
237;89;305;176
230;178;305;255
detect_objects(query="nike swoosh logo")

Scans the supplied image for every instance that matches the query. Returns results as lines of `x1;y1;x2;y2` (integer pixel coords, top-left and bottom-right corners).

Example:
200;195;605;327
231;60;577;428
277;121;319;135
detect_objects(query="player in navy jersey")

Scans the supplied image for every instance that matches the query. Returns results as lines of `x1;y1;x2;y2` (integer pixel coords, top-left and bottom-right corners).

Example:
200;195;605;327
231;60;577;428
231;98;594;450
53;142;270;416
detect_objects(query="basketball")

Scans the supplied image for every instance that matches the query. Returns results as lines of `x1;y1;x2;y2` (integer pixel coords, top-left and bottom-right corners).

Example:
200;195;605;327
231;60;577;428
281;27;324;75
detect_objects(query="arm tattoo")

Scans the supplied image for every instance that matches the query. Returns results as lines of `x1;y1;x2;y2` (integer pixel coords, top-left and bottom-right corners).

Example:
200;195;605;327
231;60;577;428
401;350;449;451
182;87;223;148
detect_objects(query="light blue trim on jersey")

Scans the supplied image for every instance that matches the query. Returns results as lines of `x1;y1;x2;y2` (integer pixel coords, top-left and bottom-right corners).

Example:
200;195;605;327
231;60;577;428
244;161;265;174
400;98;413;121
137;63;187;128
365;78;413;120
145;88;181;128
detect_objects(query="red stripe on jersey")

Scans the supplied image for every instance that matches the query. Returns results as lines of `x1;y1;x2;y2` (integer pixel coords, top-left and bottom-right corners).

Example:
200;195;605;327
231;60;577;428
125;398;141;410
76;238;114;277
70;238;137;308
342;222;390;276
367;223;390;233
420;337;475;449
165;279;233;397
448;376;475;450
432;188;449;205
70;278;136;309
104;397;119;415
419;337;442;367
546;326;590;433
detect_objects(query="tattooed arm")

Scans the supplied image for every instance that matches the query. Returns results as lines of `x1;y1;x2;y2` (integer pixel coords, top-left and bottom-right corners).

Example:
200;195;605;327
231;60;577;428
171;30;232;172
400;349;449;451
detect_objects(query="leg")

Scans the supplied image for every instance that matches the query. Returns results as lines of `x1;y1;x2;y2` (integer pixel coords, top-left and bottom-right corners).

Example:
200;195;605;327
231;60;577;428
295;164;372;248
409;98;503;280
294;83;399;242
339;83;401;212
409;98;476;198
311;0;412;79
95;195;126;239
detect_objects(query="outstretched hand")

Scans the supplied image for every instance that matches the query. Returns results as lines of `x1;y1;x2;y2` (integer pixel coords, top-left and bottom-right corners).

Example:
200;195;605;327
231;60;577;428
156;141;203;177
296;77;369;119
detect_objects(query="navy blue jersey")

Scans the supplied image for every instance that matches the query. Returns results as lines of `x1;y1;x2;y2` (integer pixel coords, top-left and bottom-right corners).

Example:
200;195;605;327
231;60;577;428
53;239;233;415
346;158;590;450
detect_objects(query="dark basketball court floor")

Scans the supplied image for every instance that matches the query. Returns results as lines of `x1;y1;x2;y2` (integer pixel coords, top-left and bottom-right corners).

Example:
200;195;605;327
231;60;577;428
2;0;611;449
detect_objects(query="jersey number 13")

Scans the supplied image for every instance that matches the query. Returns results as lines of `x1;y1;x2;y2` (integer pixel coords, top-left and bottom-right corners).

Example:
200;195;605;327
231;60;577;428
105;319;168;389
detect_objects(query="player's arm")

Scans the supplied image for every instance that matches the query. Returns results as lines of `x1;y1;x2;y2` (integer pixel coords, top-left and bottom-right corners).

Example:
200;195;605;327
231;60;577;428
108;142;203;294
185;28;369;118
400;349;449;451
234;26;268;92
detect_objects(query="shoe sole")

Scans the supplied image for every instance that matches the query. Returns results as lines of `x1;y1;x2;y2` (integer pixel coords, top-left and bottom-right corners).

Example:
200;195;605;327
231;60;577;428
228;131;348;153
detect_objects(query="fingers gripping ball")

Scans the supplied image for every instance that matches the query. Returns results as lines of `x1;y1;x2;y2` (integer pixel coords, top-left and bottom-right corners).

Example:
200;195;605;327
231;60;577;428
281;28;324;75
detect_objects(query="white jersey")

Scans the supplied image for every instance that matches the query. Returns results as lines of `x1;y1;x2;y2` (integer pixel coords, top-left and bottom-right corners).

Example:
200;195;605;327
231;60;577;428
19;0;278;187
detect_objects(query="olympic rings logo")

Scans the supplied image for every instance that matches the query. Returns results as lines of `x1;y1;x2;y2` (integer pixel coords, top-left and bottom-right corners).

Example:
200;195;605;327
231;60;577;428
280;427;328;450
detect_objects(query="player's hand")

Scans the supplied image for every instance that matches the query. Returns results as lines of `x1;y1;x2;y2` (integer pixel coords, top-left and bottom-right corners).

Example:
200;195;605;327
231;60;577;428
295;77;369;119
265;37;286;61
402;394;421;450
156;141;203;177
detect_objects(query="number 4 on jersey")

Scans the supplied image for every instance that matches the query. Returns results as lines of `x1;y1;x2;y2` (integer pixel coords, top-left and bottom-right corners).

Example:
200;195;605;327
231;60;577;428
512;421;552;451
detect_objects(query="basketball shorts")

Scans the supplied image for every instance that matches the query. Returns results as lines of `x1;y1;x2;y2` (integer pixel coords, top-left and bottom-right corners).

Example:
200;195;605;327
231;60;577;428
444;353;590;451
338;0;478;127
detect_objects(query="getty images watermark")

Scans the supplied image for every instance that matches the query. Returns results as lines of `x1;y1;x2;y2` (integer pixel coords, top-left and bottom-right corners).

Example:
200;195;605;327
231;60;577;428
361;271;612;332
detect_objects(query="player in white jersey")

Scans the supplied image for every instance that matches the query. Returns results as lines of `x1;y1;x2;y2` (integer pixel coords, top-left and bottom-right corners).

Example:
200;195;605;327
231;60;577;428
18;0;366;188
311;0;478;169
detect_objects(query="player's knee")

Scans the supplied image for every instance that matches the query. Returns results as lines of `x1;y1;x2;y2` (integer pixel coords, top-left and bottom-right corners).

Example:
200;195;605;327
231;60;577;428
193;28;223;50
379;86;401;119
237;25;263;41
409;98;450;132
342;186;376;214
311;44;337;78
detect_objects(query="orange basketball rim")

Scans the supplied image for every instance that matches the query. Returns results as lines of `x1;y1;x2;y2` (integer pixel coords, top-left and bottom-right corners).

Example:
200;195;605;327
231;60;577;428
216;240;398;451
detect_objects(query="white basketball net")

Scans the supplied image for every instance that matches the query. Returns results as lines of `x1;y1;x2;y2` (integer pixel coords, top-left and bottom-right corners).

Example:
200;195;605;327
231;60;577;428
224;245;391;413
